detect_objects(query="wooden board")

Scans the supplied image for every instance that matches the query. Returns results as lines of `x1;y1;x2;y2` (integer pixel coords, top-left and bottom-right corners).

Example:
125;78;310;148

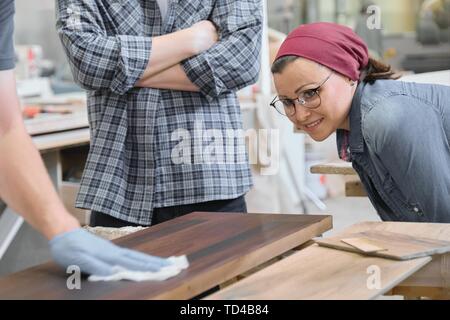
25;111;88;136
336;222;450;292
207;222;450;300
0;212;332;300
310;162;357;175
206;244;431;300
334;222;450;244
341;237;386;253
345;179;367;197
315;230;450;260
32;128;90;152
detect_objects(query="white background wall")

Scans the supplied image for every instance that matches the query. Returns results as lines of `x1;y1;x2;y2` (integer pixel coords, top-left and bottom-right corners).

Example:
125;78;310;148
14;0;67;65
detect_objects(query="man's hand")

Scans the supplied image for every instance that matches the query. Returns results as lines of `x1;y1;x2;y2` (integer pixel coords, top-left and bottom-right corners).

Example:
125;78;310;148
188;20;219;55
49;228;171;276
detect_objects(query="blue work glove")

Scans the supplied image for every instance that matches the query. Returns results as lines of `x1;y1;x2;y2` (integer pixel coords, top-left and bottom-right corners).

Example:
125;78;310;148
49;228;171;276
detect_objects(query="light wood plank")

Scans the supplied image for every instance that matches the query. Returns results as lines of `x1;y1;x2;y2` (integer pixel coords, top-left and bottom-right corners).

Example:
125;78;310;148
32;128;90;152
206;244;431;300
345;179;367;197
343;222;450;241
316;230;450;260
341;238;386;253
310;162;357;175
25;111;88;136
208;222;450;300
331;222;450;293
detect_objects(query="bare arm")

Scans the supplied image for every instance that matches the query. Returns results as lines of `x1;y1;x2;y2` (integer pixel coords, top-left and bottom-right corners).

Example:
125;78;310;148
136;64;200;92
138;1;262;96
140;21;218;80
0;71;179;275
0;70;79;240
56;0;217;95
135;21;217;91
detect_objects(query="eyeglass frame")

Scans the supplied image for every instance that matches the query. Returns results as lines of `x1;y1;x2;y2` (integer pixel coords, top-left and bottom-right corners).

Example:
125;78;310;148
270;71;334;117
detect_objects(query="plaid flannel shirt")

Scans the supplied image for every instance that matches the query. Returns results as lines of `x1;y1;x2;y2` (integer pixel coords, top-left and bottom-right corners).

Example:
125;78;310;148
56;0;262;225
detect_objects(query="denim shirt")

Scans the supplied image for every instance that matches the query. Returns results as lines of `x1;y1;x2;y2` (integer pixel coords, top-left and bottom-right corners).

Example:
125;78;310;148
337;79;450;223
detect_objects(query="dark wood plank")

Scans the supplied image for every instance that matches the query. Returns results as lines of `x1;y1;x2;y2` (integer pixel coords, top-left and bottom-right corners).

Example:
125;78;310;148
0;212;332;300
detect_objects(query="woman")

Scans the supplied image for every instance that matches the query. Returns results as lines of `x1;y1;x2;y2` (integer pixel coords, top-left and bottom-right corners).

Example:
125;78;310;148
271;22;450;223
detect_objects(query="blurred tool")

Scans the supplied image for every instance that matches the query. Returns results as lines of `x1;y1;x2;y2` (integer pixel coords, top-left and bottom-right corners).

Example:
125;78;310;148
22;105;73;119
417;0;450;45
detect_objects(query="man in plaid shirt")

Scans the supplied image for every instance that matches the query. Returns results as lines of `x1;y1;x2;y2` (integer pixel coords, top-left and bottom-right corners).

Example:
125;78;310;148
56;0;262;227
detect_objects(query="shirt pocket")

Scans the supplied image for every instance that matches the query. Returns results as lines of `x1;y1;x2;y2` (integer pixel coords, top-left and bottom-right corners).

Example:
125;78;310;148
382;174;426;221
175;0;214;29
106;0;143;35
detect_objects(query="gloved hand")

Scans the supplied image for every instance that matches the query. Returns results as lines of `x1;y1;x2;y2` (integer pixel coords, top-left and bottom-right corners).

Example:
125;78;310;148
49;228;171;276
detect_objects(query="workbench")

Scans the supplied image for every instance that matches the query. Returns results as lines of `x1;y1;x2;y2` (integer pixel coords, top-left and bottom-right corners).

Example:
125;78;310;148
208;221;450;300
0;212;332;299
2;214;448;300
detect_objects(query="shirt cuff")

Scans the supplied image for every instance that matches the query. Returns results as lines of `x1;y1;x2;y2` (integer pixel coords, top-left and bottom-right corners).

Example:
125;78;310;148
110;35;153;95
182;53;224;101
0;57;15;71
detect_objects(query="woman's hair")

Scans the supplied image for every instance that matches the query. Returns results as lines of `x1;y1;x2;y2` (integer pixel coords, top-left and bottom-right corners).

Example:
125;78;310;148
359;57;401;83
271;55;401;84
271;56;299;74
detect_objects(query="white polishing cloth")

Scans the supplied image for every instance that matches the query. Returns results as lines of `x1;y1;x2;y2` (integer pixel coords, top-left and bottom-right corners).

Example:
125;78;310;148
88;255;189;282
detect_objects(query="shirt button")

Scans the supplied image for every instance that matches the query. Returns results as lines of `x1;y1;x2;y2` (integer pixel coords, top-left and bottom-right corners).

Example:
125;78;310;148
413;207;423;216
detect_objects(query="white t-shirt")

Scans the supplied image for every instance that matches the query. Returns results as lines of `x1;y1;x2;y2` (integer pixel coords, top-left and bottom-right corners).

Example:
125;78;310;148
156;0;171;23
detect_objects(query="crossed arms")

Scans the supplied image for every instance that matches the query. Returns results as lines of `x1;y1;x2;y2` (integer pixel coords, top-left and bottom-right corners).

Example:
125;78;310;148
56;0;263;98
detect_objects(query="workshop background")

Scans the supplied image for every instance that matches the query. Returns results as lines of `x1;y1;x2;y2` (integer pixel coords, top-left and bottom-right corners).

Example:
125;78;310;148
0;0;449;276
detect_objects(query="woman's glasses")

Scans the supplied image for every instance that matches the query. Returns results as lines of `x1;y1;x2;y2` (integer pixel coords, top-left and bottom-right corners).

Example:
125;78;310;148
270;72;333;117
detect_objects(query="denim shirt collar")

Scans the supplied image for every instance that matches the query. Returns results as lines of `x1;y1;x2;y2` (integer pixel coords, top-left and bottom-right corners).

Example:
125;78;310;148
336;82;366;160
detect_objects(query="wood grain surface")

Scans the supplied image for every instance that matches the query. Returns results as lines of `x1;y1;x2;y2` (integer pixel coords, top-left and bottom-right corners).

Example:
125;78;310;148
310;162;357;175
315;230;450;260
207;222;450;300
207;244;431;300
0;212;332;300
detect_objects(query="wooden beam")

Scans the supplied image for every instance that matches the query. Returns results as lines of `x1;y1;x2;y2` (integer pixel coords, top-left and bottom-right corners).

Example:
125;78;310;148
345;179;368;197
32;128;90;152
310;162;357;175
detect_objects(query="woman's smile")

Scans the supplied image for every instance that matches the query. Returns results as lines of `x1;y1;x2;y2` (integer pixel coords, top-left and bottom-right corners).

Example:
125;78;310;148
301;117;325;133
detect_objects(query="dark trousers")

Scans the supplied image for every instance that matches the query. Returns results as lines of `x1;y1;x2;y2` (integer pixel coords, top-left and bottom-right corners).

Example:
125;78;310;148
89;196;247;227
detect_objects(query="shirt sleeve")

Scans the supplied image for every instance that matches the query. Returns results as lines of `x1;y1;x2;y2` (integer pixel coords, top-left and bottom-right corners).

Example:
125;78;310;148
181;0;263;100
363;94;450;222
56;0;152;95
0;0;16;71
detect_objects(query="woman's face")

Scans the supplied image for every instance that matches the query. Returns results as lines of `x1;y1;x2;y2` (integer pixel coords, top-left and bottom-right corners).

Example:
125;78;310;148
272;58;356;142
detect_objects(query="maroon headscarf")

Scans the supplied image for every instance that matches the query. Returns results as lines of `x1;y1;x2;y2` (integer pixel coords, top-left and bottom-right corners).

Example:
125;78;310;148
275;22;369;81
